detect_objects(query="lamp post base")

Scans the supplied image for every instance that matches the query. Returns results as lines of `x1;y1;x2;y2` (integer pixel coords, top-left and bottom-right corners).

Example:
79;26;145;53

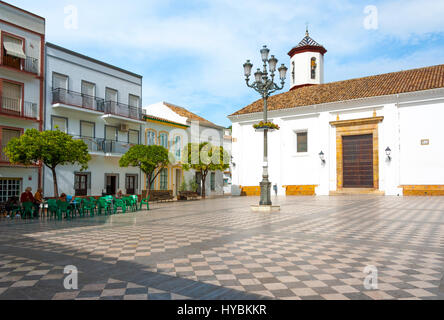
251;205;281;213
259;180;272;206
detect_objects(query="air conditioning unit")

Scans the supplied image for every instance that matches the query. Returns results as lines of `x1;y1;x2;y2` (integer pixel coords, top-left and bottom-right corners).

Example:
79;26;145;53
120;124;129;132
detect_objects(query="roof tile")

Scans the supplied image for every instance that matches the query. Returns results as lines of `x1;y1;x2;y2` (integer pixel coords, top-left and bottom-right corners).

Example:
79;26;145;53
230;64;444;116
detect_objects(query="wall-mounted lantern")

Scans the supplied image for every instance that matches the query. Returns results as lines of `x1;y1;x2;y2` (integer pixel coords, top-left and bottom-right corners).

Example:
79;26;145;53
319;151;326;164
385;147;391;161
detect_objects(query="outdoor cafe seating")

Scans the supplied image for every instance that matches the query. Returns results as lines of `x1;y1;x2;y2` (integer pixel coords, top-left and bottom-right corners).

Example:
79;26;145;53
0;194;150;221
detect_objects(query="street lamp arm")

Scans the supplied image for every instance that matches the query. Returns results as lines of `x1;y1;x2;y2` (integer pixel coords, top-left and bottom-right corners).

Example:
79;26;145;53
246;78;265;95
268;81;285;95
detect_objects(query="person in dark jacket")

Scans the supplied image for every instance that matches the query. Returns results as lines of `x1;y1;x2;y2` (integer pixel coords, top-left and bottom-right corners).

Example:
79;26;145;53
20;187;35;203
5;196;20;218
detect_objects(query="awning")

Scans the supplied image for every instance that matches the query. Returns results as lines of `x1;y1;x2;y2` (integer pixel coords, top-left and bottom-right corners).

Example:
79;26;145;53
3;35;26;59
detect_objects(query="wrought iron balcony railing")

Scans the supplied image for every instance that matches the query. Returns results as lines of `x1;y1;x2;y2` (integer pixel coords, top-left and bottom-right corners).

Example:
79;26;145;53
0;96;39;120
73;136;138;154
2;54;39;74
104;101;143;120
52;88;105;112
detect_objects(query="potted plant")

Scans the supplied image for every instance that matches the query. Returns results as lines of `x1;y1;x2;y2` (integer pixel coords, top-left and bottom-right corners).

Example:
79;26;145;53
253;121;280;131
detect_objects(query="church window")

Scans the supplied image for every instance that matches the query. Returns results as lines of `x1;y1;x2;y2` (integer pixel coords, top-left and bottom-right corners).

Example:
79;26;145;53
296;131;308;153
311;57;316;79
292;61;295;82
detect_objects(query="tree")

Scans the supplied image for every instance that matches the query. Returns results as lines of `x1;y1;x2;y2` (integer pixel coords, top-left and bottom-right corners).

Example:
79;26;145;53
119;145;169;193
181;142;229;198
5;128;91;197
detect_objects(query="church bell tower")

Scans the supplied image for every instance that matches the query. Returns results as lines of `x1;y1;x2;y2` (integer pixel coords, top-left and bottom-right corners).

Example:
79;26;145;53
288;28;327;90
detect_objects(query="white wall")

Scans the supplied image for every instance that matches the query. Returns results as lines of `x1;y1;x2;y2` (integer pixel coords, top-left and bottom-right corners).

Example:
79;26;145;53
399;101;444;185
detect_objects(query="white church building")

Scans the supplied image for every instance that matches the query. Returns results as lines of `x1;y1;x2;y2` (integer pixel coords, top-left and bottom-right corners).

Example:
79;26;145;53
228;31;444;197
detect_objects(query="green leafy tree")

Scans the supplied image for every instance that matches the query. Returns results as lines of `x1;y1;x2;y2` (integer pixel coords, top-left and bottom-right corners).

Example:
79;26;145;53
189;179;199;192
119;145;169;193
179;180;188;192
181;142;229;198
5;128;91;197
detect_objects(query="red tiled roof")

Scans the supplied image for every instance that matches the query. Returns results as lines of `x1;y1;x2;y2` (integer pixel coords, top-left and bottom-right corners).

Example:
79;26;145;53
230;64;444;116
163;102;221;128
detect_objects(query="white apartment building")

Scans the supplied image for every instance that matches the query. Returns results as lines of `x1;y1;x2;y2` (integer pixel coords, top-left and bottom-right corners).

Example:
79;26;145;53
44;43;144;197
0;2;44;202
143;101;226;197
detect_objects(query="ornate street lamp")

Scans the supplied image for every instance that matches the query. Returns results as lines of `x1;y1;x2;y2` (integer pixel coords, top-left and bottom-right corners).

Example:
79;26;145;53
243;45;287;207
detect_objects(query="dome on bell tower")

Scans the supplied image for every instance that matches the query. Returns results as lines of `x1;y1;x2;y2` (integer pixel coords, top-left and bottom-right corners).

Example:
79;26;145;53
288;29;327;90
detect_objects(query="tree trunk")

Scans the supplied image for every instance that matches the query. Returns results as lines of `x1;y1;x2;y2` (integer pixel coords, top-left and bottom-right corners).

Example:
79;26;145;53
146;174;151;193
51;167;59;198
201;170;207;199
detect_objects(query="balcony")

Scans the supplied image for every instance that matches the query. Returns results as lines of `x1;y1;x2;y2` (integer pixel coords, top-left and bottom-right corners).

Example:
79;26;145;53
52;88;105;115
73;136;138;155
103;101;144;123
2;54;39;75
0;96;39;120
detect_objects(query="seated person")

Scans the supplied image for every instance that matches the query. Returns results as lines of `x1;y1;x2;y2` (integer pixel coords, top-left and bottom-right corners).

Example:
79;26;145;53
59;193;67;202
20;187;35;218
5;196;20;218
33;188;43;218
116;190;123;199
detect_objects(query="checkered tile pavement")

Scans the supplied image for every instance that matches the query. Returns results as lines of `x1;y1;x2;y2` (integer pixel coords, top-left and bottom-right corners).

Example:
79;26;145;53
150;234;444;300
20;224;232;264
0;253;191;300
53;278;191;300
0;196;444;300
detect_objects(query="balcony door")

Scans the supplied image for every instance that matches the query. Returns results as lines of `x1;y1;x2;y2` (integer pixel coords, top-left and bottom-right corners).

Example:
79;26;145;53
128;130;139;146
2;81;22;115
53;73;68;90
81;81;95;110
2;35;25;70
80;121;95;151
52;73;68;104
51;116;67;133
105;88;118;115
128;94;140;119
104;126;117;153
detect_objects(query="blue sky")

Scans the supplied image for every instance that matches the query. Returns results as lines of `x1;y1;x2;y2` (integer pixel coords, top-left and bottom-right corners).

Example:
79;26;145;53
9;0;444;127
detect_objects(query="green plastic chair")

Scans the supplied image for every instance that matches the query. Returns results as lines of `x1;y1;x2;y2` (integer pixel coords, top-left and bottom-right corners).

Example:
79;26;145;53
81;198;96;217
71;198;82;217
21;202;34;219
123;196;136;212
56;200;71;219
47;199;58;219
130;195;139;211
139;195;150;211
97;197;112;215
114;197;126;214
